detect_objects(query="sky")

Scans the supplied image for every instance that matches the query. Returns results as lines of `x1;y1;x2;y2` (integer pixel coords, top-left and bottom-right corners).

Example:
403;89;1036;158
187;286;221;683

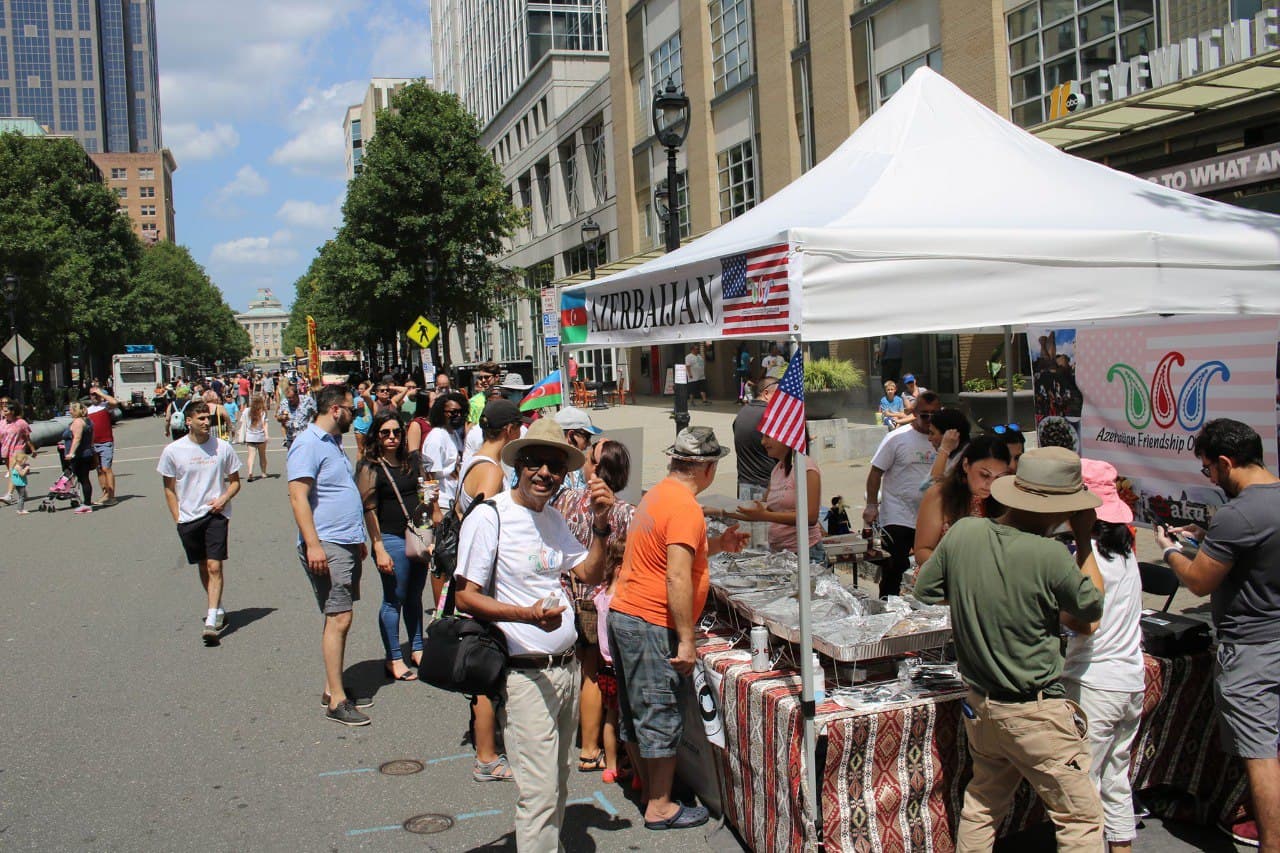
155;0;433;314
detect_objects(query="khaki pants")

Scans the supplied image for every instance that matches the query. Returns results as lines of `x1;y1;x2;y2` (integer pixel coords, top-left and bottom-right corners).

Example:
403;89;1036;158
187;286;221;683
498;660;580;853
957;689;1104;853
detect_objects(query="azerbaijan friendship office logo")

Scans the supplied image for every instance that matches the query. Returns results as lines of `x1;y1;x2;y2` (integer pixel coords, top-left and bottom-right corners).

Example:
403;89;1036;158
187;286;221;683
1107;352;1229;431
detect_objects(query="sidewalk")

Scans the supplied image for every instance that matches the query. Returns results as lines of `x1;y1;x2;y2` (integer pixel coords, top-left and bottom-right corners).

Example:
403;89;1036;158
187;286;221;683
583;395;1210;619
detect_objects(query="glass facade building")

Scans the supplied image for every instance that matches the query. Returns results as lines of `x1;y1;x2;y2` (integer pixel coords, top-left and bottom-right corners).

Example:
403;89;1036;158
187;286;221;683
0;0;162;153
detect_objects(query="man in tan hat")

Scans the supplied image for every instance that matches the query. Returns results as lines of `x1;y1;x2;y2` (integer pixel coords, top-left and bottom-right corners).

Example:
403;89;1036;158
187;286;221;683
608;426;749;831
915;447;1106;852
454;417;612;851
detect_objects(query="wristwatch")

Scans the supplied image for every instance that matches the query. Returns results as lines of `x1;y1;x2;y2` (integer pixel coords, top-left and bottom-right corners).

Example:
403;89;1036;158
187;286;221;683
591;523;612;538
1162;545;1181;563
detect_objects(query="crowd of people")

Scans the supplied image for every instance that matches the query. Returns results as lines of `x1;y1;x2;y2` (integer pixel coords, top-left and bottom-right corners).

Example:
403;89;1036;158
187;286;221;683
10;349;1274;852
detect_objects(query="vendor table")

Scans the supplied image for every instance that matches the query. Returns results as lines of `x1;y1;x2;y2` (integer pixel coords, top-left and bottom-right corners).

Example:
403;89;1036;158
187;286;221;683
693;624;1250;853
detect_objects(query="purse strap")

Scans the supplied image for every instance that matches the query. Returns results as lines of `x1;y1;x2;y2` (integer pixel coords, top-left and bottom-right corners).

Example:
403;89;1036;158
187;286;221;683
441;499;499;616
376;457;416;525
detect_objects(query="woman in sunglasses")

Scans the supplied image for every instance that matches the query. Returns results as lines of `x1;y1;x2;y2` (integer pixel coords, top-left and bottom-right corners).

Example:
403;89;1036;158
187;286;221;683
913;435;1012;565
356;411;429;681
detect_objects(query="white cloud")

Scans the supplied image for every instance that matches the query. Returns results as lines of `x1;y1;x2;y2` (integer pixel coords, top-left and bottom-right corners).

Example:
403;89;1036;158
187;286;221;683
214;165;269;202
276;198;342;231
210;231;298;266
365;5;432;78
165;123;239;162
269;80;366;178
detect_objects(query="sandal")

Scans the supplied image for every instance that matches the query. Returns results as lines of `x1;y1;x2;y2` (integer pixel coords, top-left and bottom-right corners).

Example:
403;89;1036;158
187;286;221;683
473;754;514;782
578;751;606;772
385;663;415;681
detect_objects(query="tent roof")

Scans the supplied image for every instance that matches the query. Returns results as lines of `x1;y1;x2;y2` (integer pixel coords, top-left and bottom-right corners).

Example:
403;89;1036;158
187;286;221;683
570;68;1280;343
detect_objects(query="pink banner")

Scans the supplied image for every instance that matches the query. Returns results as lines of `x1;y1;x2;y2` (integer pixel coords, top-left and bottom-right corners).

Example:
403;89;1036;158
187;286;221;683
1029;317;1280;527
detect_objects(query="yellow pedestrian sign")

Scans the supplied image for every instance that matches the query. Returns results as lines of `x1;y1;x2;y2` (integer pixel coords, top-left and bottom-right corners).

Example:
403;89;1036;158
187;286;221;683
406;316;439;348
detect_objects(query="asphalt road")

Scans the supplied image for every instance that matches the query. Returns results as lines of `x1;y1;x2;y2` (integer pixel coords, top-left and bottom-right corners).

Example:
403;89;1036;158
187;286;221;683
0;413;1246;851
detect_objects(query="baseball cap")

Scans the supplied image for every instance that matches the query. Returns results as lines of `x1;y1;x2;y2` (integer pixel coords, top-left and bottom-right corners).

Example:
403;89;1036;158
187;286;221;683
479;399;523;430
903;374;917;384
554;406;602;435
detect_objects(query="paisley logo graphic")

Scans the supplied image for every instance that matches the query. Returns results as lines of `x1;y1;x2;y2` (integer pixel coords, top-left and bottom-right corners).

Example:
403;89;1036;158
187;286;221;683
1106;352;1230;431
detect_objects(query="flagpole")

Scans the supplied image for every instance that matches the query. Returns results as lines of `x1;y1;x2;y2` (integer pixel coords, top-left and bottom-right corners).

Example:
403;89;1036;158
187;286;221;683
791;334;821;850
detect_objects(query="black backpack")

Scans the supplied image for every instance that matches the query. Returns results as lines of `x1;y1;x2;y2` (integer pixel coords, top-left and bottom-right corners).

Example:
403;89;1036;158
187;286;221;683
432;485;491;580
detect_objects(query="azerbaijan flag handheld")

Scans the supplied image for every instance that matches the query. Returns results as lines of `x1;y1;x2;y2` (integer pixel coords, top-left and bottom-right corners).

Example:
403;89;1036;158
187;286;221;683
560;291;588;345
520;371;563;411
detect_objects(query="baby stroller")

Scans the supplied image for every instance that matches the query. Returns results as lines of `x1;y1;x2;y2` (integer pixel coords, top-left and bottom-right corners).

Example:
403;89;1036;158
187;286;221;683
39;466;82;512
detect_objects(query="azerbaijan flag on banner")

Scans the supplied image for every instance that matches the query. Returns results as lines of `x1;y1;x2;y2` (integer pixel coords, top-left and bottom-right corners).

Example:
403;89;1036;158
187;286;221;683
520;371;563;411
561;291;587;344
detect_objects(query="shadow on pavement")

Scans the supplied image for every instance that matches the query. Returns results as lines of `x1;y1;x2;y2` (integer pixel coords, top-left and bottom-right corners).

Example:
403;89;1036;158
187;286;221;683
342;657;397;700
219;607;277;639
463;803;634;852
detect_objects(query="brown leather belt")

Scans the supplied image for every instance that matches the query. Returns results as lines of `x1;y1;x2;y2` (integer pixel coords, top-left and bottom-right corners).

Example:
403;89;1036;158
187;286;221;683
508;650;576;670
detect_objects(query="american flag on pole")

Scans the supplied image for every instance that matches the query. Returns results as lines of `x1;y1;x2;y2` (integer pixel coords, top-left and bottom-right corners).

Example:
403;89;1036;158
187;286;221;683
720;243;791;336
759;350;807;452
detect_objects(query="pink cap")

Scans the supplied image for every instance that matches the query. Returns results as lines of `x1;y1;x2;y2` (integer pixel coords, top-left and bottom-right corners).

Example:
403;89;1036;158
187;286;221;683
1080;458;1133;525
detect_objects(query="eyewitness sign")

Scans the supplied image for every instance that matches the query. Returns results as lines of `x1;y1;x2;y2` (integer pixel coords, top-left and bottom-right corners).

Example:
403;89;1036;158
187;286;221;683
1140;142;1280;194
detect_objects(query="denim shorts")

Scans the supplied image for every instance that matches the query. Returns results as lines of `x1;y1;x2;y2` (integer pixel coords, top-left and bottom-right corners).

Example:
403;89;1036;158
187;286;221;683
607;610;689;759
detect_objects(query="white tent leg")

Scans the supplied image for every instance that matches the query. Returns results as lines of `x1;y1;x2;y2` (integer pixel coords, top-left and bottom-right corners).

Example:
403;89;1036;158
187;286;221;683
793;334;821;849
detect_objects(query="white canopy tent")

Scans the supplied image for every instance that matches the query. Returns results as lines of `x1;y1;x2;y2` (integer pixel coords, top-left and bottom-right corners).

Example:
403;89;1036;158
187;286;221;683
564;67;1280;849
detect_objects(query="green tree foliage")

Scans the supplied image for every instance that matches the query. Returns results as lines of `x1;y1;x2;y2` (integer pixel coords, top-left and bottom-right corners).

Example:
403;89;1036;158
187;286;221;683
0;132;140;368
126;242;250;365
291;82;524;363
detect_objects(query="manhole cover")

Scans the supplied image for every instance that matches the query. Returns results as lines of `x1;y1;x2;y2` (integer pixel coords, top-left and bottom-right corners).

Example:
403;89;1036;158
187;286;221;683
403;814;454;835
379;759;425;776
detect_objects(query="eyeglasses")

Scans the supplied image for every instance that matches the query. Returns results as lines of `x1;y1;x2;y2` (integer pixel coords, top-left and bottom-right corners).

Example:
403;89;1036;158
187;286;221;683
377;388;390;394
916;411;935;421
516;454;568;475
1200;463;1214;478
992;423;1021;434
475;374;495;382
379;428;403;438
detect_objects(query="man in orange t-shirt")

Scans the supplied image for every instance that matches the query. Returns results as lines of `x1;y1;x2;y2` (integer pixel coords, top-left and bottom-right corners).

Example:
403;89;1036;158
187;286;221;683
608;426;748;831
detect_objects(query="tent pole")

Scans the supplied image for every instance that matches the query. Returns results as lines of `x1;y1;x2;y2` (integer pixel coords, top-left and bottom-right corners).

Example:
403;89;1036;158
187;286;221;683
1003;325;1015;425
792;333;821;850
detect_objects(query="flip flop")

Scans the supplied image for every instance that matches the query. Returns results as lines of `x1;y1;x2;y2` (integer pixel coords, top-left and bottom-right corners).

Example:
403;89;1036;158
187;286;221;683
578;751;606;772
385;665;416;681
645;803;710;831
473;754;514;782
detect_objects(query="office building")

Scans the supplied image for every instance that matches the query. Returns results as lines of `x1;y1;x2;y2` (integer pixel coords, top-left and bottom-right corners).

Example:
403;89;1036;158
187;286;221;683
343;77;419;180
0;0;163;154
432;0;616;380
91;148;176;242
235;288;290;365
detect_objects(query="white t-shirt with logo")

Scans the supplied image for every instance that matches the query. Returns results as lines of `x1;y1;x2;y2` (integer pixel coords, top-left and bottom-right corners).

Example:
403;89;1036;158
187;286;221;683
761;354;786;378
1062;544;1145;692
869;424;937;528
457;490;588;656
156;435;242;523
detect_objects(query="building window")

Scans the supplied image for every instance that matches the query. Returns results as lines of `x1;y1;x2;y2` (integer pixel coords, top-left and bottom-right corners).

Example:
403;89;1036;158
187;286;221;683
82;87;96;130
80;37;93;80
525;0;606;67
878;48;941;105
560;141;579;217
717;140;756;222
56;37;76;80
139;185;154;198
115;186;127;198
138;167;154;179
710;0;752;95
350;118;361;143
57;87;78;130
517;173;533;216
564;239;609;276
1006;0;1157;128
111;167;127;180
54;0;73;30
77;0;91;30
535;158;553;231
793;55;816;173
499;298;520;361
140;204;156;216
587;120;608;202
649;32;682;95
0;36;7;81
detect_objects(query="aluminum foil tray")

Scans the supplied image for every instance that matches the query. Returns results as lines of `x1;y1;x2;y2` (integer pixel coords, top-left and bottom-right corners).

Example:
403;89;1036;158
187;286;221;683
813;628;952;662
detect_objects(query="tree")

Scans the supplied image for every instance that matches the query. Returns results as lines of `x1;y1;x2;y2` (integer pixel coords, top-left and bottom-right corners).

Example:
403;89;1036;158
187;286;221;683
338;82;525;365
0;132;141;377
124;242;250;365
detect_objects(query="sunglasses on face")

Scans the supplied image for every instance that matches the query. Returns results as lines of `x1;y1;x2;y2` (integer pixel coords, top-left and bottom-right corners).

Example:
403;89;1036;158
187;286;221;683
916;411;936;420
379;428;403;438
992;423;1021;434
517;454;568;475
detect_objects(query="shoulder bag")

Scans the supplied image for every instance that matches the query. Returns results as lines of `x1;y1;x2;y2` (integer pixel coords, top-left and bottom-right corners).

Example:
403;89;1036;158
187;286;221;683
420;500;508;696
376;458;433;563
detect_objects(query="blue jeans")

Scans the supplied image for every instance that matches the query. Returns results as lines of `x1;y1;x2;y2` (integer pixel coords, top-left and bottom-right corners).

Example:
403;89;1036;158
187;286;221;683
376;533;427;662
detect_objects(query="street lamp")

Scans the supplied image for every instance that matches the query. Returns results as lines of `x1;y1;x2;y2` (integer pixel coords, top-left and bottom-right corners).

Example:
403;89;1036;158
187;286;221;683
2;273;20;410
580;217;601;280
423;257;438;374
651;78;690;253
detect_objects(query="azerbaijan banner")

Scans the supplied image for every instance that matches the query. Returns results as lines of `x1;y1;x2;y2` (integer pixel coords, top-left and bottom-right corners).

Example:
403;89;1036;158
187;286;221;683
1028;317;1280;528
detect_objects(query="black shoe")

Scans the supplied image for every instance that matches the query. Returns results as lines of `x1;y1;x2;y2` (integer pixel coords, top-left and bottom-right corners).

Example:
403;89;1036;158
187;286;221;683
325;700;371;727
645;803;709;830
321;690;373;709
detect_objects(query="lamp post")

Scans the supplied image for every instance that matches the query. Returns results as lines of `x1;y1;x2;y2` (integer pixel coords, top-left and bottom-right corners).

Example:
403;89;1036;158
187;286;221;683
423;258;437;377
651;78;690;253
580;217;601;280
2;273;20;410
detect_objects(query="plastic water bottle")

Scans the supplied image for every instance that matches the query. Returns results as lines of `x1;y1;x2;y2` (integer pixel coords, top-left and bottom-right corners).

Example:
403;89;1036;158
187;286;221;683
811;653;826;703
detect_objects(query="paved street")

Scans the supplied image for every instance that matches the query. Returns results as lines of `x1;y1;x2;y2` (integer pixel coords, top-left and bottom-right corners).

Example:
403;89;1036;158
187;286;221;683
0;409;1244;851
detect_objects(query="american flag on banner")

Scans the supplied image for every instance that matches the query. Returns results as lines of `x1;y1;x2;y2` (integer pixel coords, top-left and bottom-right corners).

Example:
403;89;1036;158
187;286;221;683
759;350;807;453
720;243;791;336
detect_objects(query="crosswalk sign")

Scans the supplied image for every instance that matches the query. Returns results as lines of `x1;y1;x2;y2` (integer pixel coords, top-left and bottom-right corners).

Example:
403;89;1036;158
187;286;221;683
406;316;439;348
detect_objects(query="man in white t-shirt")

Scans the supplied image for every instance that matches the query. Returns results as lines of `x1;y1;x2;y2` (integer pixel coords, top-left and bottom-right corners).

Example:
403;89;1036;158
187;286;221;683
684;343;708;405
157;400;243;645
862;391;941;597
455;417;610;852
760;343;787;380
